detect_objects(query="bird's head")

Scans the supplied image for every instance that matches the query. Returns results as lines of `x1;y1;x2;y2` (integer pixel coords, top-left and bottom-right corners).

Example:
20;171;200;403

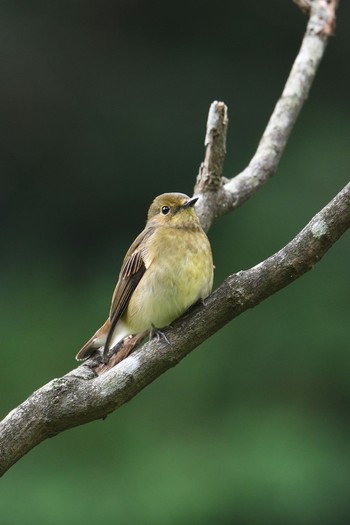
147;193;201;229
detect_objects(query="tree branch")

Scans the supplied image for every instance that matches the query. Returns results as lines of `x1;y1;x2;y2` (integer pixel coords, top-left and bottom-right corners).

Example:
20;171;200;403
1;181;349;477
194;0;338;232
195;100;228;194
0;0;343;476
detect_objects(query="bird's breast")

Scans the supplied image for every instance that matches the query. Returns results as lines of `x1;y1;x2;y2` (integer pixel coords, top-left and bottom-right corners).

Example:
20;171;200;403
123;226;213;333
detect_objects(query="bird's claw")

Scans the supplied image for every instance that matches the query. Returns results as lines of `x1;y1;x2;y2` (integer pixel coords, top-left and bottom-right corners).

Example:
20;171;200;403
150;324;170;344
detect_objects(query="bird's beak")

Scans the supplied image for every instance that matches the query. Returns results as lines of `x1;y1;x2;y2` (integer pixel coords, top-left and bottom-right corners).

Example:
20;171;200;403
182;197;198;208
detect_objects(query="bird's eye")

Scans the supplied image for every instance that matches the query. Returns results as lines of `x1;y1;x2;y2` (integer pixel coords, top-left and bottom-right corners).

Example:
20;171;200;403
161;206;170;215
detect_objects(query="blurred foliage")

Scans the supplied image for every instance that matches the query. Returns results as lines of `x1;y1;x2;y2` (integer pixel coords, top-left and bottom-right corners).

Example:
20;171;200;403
1;1;350;524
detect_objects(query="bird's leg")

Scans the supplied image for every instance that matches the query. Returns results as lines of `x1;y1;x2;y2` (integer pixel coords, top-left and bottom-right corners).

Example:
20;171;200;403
95;331;148;375
150;324;170;344
183;297;208;317
195;297;208;307
103;338;125;365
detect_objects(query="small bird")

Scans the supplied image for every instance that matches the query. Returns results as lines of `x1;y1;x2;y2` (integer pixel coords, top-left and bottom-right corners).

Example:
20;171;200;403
76;192;214;362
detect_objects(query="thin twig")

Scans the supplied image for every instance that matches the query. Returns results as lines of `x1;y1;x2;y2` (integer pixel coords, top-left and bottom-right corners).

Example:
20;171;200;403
194;101;228;193
293;0;339;35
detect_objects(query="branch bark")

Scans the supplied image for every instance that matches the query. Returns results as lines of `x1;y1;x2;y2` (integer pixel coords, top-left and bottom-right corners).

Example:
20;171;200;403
0;0;344;477
1;181;349;477
194;0;338;232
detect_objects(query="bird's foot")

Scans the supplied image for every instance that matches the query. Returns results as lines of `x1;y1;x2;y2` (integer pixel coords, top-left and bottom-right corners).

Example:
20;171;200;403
96;332;147;374
150;324;170;344
102;338;125;365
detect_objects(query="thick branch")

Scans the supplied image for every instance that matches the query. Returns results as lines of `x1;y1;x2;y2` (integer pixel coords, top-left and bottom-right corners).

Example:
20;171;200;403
0;0;342;477
1;182;349;477
195;0;336;231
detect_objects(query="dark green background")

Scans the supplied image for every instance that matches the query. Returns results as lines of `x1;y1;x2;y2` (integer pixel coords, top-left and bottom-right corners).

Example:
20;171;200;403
1;1;350;524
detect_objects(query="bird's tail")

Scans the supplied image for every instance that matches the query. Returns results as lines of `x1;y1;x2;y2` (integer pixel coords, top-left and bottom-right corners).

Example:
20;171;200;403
75;318;110;361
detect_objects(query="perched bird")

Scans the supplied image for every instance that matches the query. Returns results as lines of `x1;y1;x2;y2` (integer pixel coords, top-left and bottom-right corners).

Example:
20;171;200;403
76;192;214;362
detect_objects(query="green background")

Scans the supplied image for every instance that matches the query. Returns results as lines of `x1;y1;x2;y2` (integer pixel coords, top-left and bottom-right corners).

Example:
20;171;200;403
1;1;350;523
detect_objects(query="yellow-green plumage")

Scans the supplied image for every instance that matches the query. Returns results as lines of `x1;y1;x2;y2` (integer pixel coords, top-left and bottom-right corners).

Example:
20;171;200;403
76;192;213;361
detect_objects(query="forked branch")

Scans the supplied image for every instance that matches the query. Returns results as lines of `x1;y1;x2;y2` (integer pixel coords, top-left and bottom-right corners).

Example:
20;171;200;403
0;0;344;477
195;0;339;232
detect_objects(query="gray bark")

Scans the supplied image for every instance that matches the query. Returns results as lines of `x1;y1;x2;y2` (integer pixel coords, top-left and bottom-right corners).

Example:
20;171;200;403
0;0;343;477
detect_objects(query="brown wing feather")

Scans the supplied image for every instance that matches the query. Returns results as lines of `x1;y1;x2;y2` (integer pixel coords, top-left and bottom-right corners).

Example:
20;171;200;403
103;227;154;358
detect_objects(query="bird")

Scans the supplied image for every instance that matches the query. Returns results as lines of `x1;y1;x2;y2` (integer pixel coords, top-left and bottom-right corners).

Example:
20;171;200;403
76;192;214;363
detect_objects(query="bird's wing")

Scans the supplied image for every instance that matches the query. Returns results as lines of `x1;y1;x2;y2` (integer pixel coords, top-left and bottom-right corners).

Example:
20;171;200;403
104;227;154;356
